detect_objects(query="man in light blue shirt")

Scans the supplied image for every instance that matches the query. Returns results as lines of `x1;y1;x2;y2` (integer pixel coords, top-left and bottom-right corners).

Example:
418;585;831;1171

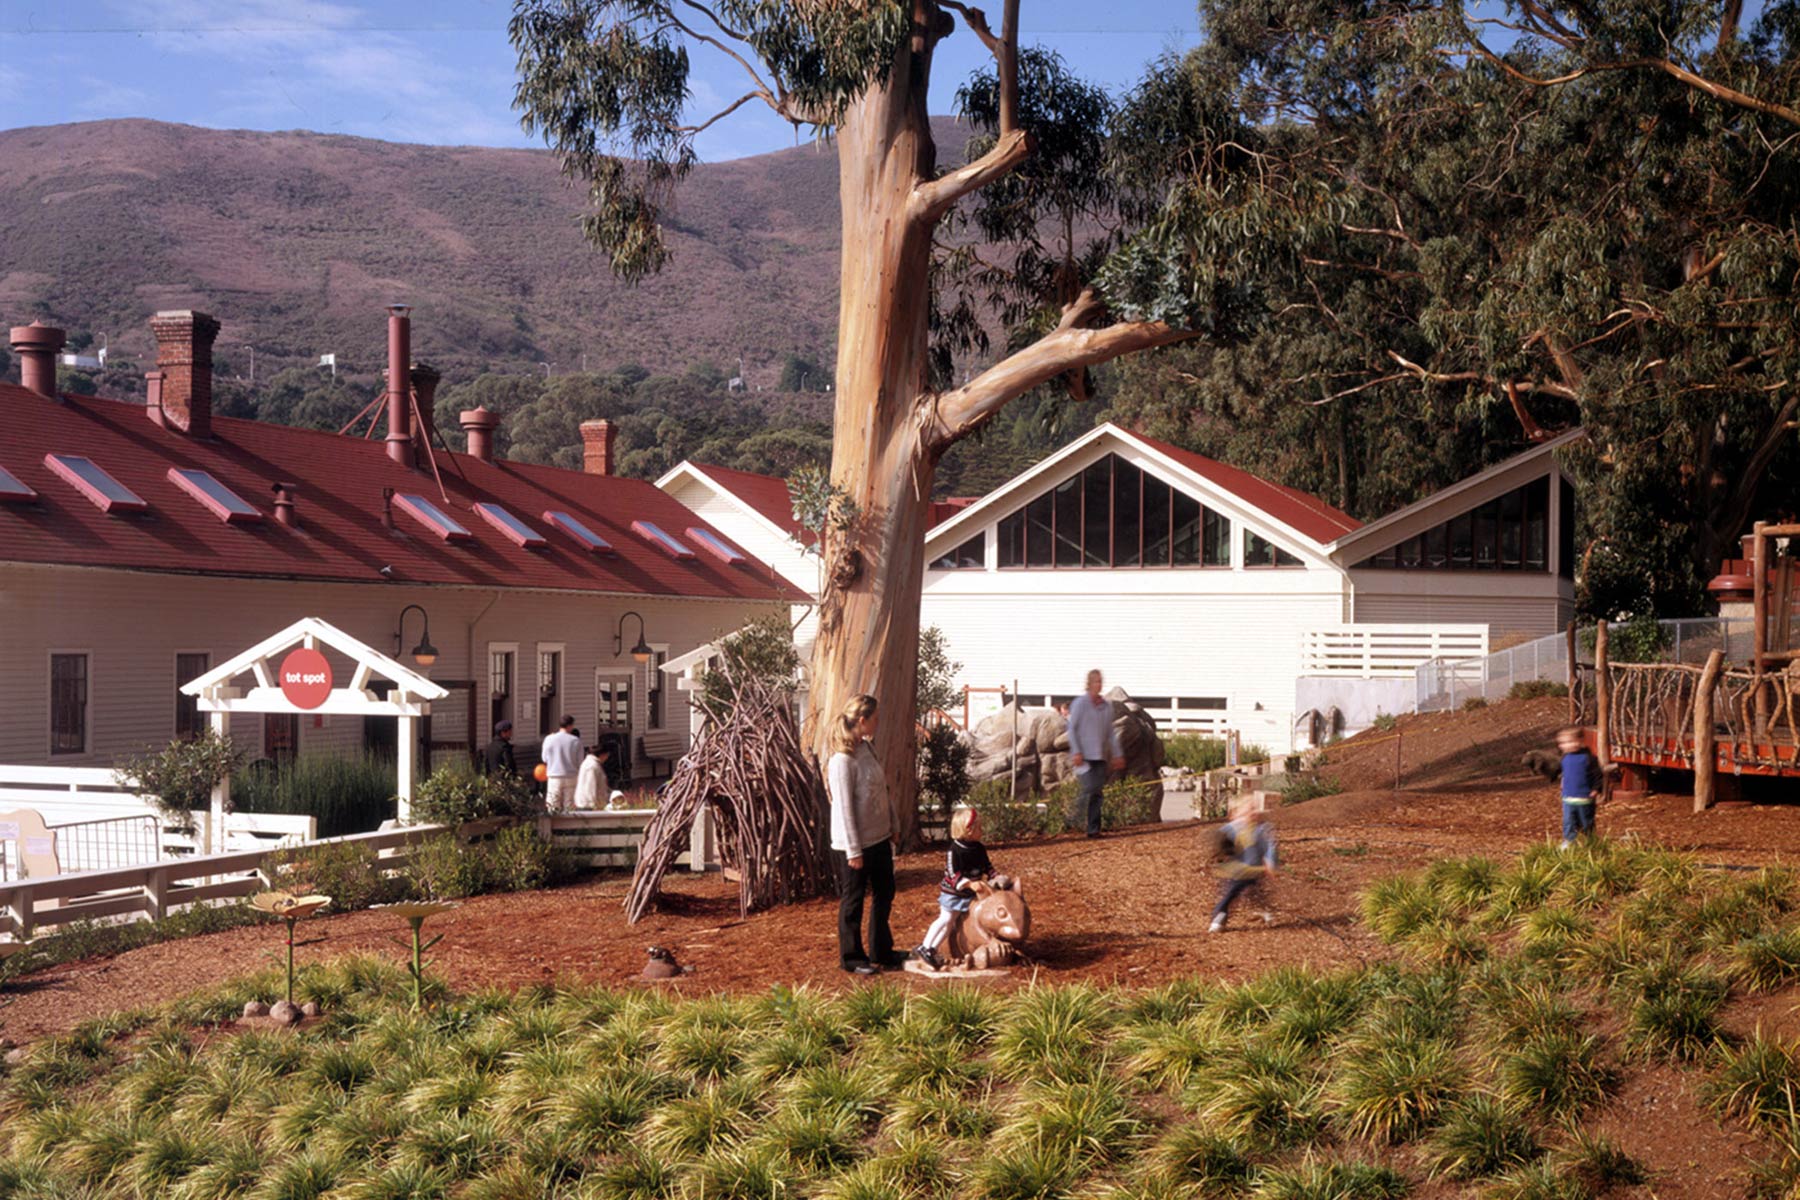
1066;669;1124;838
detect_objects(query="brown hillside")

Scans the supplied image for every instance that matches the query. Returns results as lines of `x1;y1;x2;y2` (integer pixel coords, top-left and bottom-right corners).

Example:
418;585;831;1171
0;118;971;385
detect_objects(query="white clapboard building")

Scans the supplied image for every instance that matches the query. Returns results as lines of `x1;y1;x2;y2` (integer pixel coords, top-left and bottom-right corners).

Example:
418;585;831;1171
661;423;1580;749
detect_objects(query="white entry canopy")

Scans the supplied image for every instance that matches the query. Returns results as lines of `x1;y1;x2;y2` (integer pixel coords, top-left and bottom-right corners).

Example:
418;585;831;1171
182;616;448;715
180;617;448;828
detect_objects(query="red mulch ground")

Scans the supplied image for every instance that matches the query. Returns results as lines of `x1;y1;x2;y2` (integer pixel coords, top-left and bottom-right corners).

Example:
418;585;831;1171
2;695;1795;1195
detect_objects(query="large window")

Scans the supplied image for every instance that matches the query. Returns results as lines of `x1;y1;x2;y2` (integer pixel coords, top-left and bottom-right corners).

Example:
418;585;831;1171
995;455;1231;569
1244;530;1304;568
537;647;563;737
1559;478;1576;580
930;532;985;569
648;648;669;730
50;653;88;755
1355;477;1551;572
175;652;209;740
489;648;515;735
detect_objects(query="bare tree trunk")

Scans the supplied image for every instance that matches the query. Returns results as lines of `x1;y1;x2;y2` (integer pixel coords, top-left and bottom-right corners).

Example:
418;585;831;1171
805;26;943;846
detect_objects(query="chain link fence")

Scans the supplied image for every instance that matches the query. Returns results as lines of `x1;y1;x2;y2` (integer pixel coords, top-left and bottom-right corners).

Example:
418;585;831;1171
1415;617;1754;713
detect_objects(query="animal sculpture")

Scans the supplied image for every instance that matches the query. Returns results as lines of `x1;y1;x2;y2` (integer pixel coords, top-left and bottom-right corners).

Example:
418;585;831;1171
942;875;1032;970
641;945;683;979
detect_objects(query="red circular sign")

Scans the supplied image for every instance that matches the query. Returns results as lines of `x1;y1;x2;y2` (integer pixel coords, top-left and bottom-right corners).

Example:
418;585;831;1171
279;648;333;710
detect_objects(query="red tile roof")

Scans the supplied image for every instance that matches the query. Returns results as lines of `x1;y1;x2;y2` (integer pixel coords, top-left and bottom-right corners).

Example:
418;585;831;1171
1130;429;1361;544
0;385;807;603
690;462;814;545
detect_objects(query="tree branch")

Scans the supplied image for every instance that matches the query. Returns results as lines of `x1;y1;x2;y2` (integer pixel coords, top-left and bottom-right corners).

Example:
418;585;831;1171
1465;38;1800;129
676;90;768;135
938;0;1019;130
928;291;1195;446
909;127;1035;223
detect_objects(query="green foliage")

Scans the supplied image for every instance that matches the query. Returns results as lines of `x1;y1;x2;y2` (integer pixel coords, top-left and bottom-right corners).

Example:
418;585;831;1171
777;353;829;393
1423;1093;1541;1180
915;625;963;717
786;464;860;548
1732;929;1800;991
1508;681;1570;701
232;752;398;837
917;723;972;822
1162;735;1270;772
965;778;1061;842
1370;713;1398;733
1100;779;1162;829
1462;697;1490;712
1330;1035;1463;1143
1250;1161;1408;1200
698;611;803;717
409;762;540;828
115;731;243;830
1495;1030;1615;1124
275;839;410;912
1281;776;1343;805
1581;614;1670;664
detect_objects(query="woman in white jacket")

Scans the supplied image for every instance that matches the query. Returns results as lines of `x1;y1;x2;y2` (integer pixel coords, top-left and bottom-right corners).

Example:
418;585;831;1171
827;693;898;975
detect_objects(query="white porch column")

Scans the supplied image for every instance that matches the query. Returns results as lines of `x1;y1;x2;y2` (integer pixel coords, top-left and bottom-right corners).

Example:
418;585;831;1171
397;713;417;823
208;709;231;855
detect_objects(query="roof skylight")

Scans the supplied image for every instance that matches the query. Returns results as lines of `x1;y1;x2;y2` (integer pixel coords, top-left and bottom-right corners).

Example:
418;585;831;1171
45;454;147;513
632;520;695;559
544;511;614;553
168;468;262;524
474;502;547;549
686;527;746;565
0;464;37;503
394;493;472;543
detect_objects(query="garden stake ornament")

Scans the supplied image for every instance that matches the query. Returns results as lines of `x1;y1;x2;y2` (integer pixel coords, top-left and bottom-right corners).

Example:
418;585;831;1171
249;891;331;1005
378;901;460;1007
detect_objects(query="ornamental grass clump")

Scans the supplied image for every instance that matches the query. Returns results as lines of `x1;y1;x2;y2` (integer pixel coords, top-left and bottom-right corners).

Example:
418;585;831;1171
1732;928;1800;991
1250;1159;1409;1200
990;984;1111;1082
1705;1034;1800;1134
1329;1034;1464;1144
1496;1029;1615;1125
1422;1093;1542;1180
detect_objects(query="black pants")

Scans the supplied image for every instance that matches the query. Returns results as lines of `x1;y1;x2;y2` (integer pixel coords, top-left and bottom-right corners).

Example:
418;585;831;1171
1214;875;1261;921
836;841;896;968
1080;767;1107;835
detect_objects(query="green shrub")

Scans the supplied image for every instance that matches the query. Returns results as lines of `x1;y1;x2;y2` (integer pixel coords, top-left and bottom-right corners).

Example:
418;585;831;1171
1282;776;1343;805
1370;713;1399;732
1162;735;1270;772
1732;929;1800;990
917;723;972;821
1706;1035;1800;1134
1462;697;1489;712
1101;779;1162;828
1330;1035;1463;1143
965;778;1059;842
274;838;410;910
1252;1160;1408;1200
1496;1030;1615;1123
406;834;491;901
410;762;540;827
233;752;398;837
1507;680;1569;701
115;730;244;831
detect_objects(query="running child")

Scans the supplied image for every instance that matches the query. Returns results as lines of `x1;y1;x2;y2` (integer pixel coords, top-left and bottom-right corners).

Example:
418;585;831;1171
1209;797;1277;934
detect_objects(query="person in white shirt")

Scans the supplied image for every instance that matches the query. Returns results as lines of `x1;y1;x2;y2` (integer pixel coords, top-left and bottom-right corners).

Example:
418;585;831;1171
575;743;613;811
541;715;583;813
827;693;899;975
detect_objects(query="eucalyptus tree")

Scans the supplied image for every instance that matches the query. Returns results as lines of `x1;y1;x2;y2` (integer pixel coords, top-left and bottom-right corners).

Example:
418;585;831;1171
509;0;1293;834
1128;0;1800;614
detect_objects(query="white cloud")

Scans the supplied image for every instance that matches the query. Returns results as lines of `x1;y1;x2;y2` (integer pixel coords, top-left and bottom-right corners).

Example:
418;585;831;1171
103;0;528;146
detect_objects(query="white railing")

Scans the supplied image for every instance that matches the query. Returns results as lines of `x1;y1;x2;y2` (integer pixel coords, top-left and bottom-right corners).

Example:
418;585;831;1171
0;764;318;871
1300;624;1490;679
0;810;699;941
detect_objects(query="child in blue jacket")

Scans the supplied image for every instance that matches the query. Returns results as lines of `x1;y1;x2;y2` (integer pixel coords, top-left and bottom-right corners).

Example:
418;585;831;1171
1209;800;1277;934
1557;727;1602;847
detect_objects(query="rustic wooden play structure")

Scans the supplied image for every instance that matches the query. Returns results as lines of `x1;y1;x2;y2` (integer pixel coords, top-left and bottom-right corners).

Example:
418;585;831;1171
1574;522;1800;809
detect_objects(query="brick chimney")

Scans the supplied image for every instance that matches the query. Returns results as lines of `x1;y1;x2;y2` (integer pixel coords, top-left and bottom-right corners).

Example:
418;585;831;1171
385;304;414;468
459;407;499;462
10;321;66;399
580;419;615;475
409;362;441;457
149;310;221;437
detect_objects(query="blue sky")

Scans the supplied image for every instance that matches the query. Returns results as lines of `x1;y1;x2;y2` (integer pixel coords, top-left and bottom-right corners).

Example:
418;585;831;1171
0;1;1201;159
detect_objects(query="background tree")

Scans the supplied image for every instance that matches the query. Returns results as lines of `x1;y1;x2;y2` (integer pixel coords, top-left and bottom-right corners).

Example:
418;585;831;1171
1123;0;1800;616
510;0;1287;841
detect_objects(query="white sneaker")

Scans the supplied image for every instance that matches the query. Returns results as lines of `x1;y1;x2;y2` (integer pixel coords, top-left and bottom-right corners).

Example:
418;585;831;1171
1559;840;1572;851
1256;910;1274;926
1209;917;1226;934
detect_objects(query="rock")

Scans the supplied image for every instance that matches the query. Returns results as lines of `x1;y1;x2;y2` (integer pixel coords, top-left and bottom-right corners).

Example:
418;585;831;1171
269;1000;302;1026
300;1001;321;1018
967;690;1164;792
242;1000;269;1018
4;1048;26;1066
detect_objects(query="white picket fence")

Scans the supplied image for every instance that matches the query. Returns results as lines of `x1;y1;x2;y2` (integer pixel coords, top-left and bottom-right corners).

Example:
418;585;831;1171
1300;624;1490;679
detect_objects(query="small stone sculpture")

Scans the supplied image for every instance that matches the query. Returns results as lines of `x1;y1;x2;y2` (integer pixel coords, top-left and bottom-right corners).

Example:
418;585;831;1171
641;945;683;980
941;876;1031;971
